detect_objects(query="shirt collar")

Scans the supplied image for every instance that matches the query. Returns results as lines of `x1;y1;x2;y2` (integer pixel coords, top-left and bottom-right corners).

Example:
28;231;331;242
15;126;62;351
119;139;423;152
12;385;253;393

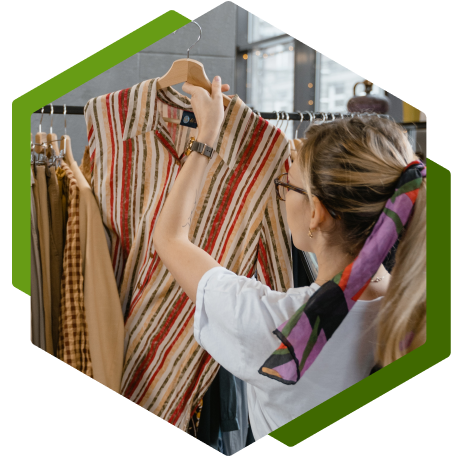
122;78;192;141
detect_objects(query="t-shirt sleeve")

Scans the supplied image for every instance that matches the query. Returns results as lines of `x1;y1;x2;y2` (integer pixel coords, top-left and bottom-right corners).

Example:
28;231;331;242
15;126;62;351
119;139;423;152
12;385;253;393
194;266;318;387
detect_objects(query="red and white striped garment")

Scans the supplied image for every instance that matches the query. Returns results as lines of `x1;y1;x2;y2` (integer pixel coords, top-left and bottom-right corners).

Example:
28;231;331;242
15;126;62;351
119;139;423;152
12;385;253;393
84;78;293;430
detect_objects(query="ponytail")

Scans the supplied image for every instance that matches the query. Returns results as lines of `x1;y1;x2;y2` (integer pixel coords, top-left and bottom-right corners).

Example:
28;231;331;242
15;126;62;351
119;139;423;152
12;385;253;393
375;178;427;366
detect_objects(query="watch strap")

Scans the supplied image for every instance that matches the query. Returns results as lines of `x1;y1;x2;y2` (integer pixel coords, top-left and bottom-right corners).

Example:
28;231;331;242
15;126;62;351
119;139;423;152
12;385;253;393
190;140;214;159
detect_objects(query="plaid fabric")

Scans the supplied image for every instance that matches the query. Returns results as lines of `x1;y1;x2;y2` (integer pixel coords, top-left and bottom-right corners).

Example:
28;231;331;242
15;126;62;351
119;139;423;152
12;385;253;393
84;78;293;429
260;161;427;384
56;163;93;377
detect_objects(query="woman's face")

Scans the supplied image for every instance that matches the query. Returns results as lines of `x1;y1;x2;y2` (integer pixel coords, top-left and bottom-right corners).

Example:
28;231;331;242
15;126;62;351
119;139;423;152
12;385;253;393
285;161;314;252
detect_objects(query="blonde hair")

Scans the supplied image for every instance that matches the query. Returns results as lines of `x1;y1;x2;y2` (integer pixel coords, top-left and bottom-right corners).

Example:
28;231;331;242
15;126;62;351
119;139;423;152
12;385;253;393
296;116;426;366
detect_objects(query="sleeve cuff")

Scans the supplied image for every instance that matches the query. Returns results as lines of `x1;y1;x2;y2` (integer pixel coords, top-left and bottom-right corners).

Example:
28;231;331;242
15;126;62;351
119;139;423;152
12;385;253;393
194;266;229;348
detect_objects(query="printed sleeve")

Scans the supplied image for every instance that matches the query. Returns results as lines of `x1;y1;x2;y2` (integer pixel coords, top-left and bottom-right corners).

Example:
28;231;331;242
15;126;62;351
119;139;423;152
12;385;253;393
194;266;316;387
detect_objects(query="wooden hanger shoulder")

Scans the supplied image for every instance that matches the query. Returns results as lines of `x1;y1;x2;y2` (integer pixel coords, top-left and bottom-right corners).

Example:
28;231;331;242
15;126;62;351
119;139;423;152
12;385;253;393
157;58;231;107
60;135;75;166
35;132;47;154
46;132;58;158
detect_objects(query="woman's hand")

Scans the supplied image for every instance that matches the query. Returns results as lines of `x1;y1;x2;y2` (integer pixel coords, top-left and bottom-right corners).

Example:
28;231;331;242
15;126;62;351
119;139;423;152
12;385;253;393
182;76;231;146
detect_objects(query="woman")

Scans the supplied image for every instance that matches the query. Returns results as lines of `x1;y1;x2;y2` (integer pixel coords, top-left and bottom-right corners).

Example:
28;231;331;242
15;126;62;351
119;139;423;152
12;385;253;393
154;76;426;439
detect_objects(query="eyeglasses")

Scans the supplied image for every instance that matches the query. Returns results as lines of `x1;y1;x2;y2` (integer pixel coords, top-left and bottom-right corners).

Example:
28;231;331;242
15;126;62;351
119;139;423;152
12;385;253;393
274;172;340;219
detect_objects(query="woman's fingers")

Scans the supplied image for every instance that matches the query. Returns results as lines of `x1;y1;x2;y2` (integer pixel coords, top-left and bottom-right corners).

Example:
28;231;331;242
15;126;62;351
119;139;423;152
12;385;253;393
211;76;222;101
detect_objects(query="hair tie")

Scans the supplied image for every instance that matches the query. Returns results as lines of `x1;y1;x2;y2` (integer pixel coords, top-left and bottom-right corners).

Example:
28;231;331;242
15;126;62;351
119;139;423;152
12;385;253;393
259;160;426;384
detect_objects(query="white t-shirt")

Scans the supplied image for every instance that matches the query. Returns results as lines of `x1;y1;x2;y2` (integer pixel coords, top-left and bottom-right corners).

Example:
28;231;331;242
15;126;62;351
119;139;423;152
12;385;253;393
194;266;383;440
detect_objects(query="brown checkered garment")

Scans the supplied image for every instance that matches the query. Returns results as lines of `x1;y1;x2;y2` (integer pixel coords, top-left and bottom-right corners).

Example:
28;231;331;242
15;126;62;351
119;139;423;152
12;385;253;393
56;163;93;377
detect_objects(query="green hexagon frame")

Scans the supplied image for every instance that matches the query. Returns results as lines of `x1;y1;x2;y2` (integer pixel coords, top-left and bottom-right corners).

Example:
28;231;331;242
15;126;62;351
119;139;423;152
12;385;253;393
12;9;451;448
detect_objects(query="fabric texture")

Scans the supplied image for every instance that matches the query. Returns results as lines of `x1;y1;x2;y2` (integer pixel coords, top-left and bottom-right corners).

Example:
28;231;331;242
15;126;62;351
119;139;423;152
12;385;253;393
47;166;64;353
56;163;93;377
260;161;427;384
69;158;124;393
194;266;383;439
84;78;293;429
31;170;46;350
33;164;54;354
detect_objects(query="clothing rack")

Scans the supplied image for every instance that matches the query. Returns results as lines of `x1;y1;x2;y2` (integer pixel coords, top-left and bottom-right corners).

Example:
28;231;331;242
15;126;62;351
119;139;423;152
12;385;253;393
33;104;391;121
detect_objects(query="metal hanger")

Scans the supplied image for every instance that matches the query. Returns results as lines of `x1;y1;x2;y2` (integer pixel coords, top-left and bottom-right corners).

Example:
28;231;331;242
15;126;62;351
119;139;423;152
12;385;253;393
277;111;284;130
294;111;305;139
55;104;67;167
272;111;280;127
46;103;59;162
279;111;290;134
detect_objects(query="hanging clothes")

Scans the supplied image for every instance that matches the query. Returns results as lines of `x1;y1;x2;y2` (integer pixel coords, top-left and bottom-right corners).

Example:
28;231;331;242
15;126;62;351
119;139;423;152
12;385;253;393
32;164;54;354
47;165;64;354
69;157;124;393
31;169;46;350
196;366;239;451
221;375;250;455
84;78;293;430
56;163;93;376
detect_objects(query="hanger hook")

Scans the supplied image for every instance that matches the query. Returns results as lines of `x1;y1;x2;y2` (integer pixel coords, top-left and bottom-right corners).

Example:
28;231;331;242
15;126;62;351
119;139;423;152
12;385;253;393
283;112;290;134
273;111;280;127
39;107;44;133
294;111;304;139
304;111;314;124
277;111;284;130
187;21;202;59
63;104;67;136
49;103;54;134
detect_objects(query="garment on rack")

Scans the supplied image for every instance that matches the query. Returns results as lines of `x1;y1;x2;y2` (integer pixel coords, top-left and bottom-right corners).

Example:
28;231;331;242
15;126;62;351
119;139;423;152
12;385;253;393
197;365;240;450
79;146;92;185
187;397;204;437
56;163;93;376
69;157;124;392
47;165;64;353
222;375;249;456
56;167;68;235
31;170;46;350
32;164;54;354
84;78;293;429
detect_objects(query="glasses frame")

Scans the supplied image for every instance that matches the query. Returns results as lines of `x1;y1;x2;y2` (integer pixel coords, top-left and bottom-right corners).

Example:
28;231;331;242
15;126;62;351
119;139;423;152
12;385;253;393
274;173;340;219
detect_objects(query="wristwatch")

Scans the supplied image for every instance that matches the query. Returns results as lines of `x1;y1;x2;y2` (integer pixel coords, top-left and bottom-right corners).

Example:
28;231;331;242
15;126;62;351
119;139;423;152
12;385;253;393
185;137;214;159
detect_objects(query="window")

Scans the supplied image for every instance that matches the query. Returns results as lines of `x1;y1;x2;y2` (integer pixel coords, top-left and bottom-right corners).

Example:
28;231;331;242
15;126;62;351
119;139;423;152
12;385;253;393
316;53;385;113
246;42;295;136
248;14;284;43
242;13;295;137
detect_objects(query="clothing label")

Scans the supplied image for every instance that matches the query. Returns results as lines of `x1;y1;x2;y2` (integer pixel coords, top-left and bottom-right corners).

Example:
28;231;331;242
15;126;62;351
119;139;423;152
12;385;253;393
180;110;198;128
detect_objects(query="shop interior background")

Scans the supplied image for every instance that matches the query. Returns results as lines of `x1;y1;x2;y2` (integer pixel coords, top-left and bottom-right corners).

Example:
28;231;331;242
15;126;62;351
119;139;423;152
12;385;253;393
30;2;425;164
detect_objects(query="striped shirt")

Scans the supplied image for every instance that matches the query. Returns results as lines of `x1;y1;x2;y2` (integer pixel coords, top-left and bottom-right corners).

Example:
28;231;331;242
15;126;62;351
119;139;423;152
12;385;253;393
84;78;293;429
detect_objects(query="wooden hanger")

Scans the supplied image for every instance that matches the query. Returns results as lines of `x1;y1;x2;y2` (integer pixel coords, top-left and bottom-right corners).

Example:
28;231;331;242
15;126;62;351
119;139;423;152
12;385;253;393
35;107;47;154
157;58;231;108
46;104;59;159
60;135;75;166
156;22;231;125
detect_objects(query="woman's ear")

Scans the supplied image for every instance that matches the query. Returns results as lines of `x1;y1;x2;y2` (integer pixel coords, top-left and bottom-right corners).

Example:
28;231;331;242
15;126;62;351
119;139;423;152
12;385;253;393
309;196;328;230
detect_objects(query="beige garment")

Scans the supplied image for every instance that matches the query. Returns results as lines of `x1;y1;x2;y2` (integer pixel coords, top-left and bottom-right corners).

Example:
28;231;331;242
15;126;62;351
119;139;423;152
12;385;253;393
47;166;64;353
56;167;68;236
79;146;91;185
32;165;53;354
70;158;124;393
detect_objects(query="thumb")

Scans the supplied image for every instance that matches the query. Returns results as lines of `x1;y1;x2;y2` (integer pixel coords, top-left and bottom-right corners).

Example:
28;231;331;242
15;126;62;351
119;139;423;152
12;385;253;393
211;75;222;100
